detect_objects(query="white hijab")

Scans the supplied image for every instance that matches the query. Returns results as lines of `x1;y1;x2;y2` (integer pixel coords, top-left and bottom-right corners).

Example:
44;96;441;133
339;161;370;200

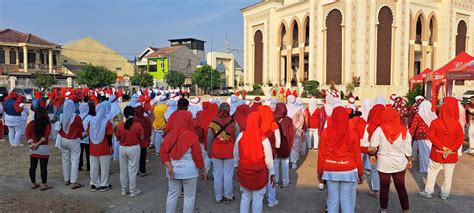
79;103;89;119
360;99;373;121
89;102;110;145
374;96;387;105
229;95;240;116
308;97;318;115
165;99;177;121
264;94;272;106
188;97;202;119
60;100;76;134
286;95;298;117
418;101;437;126
324;94;335;116
296;98;304;111
108;95;121;120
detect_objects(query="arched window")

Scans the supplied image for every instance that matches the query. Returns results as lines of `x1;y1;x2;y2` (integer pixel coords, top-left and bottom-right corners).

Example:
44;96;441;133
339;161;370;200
376;6;393;85
254;30;263;84
280;24;287;50
415;16;423;44
325;9;343;84
456;20;467;55
305;17;310;46
292;21;299;48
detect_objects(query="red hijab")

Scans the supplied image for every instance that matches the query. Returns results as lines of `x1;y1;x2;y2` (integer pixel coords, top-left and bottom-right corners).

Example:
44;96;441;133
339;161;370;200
239;112;265;166
258;105;278;138
134;106;152;144
212;102;235;134
437;104;459;134
273;103;294;149
163;109;197;160
326;107;351;148
234;105;251;131
367;104;386;140
197;102;218;130
443;97;460;120
381;108;407;144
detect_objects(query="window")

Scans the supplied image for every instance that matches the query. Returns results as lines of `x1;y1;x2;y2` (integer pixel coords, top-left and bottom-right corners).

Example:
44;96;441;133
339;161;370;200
0;49;4;64
116;67;122;71
9;50;16;64
52;53;57;66
63;59;68;63
160;61;164;69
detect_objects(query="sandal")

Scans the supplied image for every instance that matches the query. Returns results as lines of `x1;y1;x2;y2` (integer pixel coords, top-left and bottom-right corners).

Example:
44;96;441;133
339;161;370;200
72;183;84;190
31;184;40;190
40;185;53;191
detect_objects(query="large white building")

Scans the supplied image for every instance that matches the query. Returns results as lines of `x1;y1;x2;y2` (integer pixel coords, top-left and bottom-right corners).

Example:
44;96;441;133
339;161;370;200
242;0;474;98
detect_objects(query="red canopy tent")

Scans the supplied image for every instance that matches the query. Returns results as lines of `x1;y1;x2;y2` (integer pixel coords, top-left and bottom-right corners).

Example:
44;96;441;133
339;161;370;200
409;68;432;90
446;60;474;96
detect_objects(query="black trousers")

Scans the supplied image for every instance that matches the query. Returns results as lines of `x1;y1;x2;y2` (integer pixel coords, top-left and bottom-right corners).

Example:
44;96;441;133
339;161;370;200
29;157;48;184
79;143;90;171
139;147;147;173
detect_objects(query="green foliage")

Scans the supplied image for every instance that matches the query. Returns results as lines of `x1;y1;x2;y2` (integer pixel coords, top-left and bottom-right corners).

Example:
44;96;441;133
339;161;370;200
164;70;185;88
252;83;261;91
345;82;355;94
131;72;154;87
191;65;221;93
33;71;57;88
77;64;117;88
302;80;320;97
405;84;424;107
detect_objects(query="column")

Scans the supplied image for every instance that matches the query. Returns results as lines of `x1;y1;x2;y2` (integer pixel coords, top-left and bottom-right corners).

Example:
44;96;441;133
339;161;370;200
299;43;305;82
286;47;292;87
56;51;61;72
15;48;19;65
421;41;428;73
5;49;10;64
432;42;437;69
48;50;53;73
408;41;415;78
23;46;28;72
276;47;281;86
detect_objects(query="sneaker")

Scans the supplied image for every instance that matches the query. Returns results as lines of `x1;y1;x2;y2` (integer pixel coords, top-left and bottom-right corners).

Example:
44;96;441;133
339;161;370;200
215;198;223;204
100;186;111;192
223;197;233;204
291;164;297;170
121;190;129;196
91;185;97;192
440;194;448;200
313;148;318;151
129;190;141;198
318;183;324;190
268;200;279;208
18;143;25;147
418;191;432;199
464;149;474;154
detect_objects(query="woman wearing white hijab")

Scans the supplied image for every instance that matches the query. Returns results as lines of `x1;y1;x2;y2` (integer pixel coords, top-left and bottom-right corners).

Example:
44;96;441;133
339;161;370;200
88;102;114;192
287;95;304;169
229;95;240;116
360;99;374;122
409;101;437;173
164;99;177;122
59;99;85;189
109;95;123;161
319;94;335;134
188;97;203;119
305;97;320;150
79;103;91;171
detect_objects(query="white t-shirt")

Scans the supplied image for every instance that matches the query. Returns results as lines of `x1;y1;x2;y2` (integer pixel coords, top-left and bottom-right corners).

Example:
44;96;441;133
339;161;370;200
233;133;275;176
369;127;412;173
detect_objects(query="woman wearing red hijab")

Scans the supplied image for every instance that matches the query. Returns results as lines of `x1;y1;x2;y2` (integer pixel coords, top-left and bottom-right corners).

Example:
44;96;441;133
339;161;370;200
207;103;236;204
160;111;206;213
318;107;363;213
195;101;218;174
419;104;464;200
258;105;281;207
133;106;152;177
233;104;252;136
4;92;25;146
234;112;276;213
273;103;294;188
369;108;412;213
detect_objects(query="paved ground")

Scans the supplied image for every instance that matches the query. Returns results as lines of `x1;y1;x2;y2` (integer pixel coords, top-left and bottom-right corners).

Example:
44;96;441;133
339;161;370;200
1;139;474;212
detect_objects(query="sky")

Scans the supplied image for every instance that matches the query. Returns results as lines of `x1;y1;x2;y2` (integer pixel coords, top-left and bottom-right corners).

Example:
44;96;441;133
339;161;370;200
0;0;258;64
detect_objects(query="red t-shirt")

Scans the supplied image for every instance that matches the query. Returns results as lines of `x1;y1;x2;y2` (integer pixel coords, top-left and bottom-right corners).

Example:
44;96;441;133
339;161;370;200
88;122;114;156
26;122;52;159
59;116;84;139
305;108;320;129
115;122;144;146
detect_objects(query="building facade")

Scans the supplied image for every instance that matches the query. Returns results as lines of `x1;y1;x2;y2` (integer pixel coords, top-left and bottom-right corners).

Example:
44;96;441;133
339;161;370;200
207;51;244;87
145;45;200;82
62;37;135;79
242;0;474;98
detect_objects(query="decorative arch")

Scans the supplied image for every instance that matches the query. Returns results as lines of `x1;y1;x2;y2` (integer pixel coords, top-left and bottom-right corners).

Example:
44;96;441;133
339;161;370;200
289;17;301;48
427;12;438;42
325;9;343;85
302;13;310;46
277;20;289;50
253;30;264;84
456;20;468;55
376;6;394;85
414;10;427;42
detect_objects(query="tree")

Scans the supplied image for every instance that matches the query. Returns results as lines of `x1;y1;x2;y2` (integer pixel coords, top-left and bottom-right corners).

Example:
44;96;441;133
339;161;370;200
77;64;117;88
192;65;221;94
33;71;57;88
302;80;321;97
164;70;185;88
405;84;424;107
131;72;154;87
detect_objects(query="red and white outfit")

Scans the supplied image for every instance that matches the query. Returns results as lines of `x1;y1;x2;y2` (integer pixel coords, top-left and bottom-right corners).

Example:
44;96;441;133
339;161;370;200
305;97;320;149
409;101;436;173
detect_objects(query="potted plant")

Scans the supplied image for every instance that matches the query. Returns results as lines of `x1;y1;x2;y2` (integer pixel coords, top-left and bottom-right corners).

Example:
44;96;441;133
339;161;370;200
352;75;361;87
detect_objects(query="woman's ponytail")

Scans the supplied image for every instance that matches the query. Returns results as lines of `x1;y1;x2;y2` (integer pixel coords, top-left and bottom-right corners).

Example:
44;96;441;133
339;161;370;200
123;106;135;130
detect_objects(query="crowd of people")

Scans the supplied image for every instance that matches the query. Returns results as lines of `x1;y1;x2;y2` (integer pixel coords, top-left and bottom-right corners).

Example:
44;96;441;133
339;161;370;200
0;85;472;213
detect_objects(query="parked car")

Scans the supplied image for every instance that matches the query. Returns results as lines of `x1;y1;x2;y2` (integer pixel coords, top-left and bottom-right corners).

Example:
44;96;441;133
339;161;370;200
0;87;8;102
11;88;33;103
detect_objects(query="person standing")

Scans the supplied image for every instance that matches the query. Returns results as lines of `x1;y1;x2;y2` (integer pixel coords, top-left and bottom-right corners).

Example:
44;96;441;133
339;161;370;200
273;103;294;188
369;108;412;213
160;111;206;213
134;106;152;177
88;102;114;192
59;99;85;189
305;97;320;150
318;107;363;213
4;93;25;146
418;104;464;200
208;103;236;204
465;96;474;154
78;103;91;171
234;112;275;213
109;95;124;161
152;96;167;156
409;101;437;173
26;107;53;191
115;106;144;198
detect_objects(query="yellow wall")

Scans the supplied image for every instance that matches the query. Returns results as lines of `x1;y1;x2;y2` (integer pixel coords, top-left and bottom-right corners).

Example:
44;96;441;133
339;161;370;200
61;36;134;77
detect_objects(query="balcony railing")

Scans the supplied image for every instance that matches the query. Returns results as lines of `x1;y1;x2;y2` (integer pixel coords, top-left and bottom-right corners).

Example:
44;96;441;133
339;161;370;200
5;64;64;74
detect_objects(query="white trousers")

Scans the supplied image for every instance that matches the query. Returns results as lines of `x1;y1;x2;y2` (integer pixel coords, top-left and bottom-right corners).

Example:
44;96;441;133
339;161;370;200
290;132;300;164
306;128;319;149
90;155;111;187
166;177;198;213
60;137;81;183
119;145;140;193
266;175;277;204
240;186;267;213
274;158;289;186
112;135;120;161
424;160;456;197
153;129;164;155
212;158;234;201
200;144;211;174
7;125;22;146
417;140;432;173
468;124;474;152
